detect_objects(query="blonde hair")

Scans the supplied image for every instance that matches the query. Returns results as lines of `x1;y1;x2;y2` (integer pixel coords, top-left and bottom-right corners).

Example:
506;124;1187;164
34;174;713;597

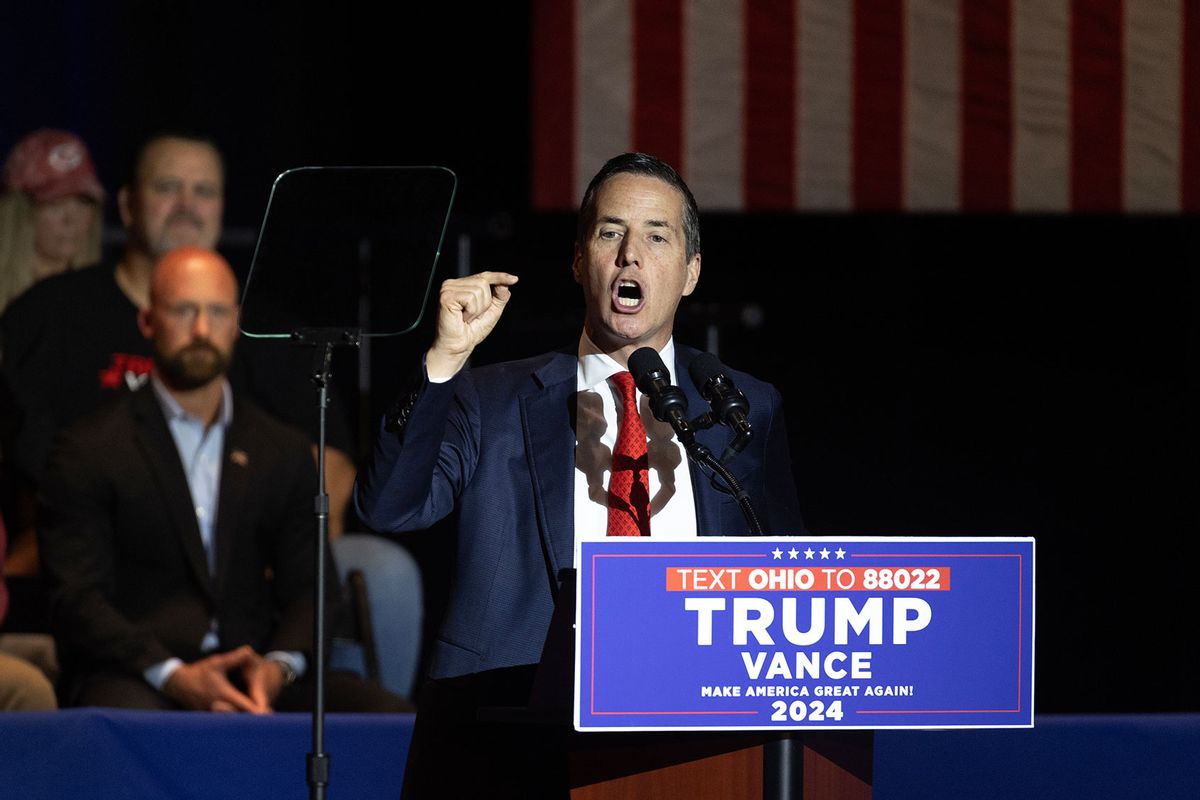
0;190;103;312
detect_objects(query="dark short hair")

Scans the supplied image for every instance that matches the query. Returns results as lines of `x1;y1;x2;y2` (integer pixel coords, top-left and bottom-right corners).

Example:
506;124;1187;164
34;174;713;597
576;152;701;261
128;131;225;188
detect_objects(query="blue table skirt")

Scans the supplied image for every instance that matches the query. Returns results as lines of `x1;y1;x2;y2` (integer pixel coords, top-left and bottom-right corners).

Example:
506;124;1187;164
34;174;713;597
0;709;413;800
2;710;1197;799
875;713;1200;800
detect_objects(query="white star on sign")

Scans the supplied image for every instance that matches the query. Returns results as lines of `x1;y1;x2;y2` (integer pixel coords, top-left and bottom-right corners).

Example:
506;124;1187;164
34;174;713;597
804;548;815;559
819;548;831;559
788;547;799;559
835;548;847;559
772;548;783;559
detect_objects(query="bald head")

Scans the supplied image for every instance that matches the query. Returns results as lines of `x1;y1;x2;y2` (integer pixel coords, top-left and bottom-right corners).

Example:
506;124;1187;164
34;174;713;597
139;247;239;391
149;246;237;307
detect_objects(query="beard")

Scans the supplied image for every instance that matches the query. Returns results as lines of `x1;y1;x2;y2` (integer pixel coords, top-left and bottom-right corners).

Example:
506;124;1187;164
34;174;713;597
155;340;231;390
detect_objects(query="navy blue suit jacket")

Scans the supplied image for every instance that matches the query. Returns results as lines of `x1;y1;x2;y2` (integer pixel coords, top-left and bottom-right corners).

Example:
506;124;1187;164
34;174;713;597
355;345;803;680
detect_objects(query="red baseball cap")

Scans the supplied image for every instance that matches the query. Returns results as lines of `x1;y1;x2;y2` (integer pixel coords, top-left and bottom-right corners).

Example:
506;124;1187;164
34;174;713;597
3;129;105;203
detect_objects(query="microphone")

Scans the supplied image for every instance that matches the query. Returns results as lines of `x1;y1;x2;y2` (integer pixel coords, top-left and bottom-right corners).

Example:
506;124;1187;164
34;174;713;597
688;352;753;457
630;349;764;532
627;347;690;436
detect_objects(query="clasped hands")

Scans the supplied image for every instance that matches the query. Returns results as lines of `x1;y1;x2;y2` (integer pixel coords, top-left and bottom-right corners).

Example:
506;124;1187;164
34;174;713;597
163;645;287;714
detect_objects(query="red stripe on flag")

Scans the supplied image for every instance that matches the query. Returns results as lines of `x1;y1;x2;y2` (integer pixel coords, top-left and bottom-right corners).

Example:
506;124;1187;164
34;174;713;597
633;0;685;170
531;0;576;209
961;0;1013;211
1183;0;1200;212
1070;0;1124;212
744;0;796;209
853;0;905;210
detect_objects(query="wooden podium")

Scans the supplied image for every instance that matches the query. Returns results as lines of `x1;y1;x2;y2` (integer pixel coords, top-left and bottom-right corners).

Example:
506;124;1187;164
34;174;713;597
566;729;873;799
525;569;874;799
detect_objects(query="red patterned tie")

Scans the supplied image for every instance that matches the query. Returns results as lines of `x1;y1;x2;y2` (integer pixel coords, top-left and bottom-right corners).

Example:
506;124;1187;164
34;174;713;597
607;371;651;536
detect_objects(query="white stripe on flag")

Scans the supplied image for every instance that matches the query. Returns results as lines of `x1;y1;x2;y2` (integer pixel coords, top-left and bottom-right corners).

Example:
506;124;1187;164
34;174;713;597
905;0;961;210
1125;0;1183;212
798;0;853;211
577;0;633;201
684;0;744;211
538;0;1192;213
1013;0;1071;211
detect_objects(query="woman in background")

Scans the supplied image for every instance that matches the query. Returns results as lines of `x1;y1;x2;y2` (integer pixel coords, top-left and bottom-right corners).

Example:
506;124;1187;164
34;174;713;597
0;129;104;312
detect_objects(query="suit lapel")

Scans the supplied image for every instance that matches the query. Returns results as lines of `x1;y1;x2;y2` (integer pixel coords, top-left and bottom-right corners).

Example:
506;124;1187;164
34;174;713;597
520;352;578;581
212;398;251;600
130;387;214;602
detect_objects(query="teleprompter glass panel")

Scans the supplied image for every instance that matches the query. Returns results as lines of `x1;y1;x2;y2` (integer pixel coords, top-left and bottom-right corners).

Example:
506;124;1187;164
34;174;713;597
240;166;456;338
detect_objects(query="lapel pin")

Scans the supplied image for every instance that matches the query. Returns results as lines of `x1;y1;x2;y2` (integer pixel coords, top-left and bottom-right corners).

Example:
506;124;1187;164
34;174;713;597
230;449;249;467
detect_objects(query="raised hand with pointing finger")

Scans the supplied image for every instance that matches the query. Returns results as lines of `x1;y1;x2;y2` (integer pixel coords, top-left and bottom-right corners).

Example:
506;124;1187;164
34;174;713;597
425;271;518;380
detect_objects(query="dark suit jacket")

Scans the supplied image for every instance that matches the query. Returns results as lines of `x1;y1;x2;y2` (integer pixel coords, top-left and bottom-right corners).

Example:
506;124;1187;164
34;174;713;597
355;345;803;680
37;384;331;688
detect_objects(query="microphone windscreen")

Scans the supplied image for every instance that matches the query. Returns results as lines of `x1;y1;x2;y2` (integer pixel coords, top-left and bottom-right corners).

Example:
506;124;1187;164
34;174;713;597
688;352;723;390
627;347;668;393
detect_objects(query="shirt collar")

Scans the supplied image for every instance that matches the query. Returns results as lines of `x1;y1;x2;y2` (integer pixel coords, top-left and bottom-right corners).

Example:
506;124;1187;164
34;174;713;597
150;374;234;429
576;331;676;392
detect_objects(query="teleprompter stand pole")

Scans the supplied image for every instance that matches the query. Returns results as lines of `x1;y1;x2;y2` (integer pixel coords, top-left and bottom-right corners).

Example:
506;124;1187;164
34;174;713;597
294;327;361;800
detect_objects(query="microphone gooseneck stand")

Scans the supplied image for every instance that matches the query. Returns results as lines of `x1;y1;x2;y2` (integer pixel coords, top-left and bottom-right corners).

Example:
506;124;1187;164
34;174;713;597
294;327;362;800
674;418;765;536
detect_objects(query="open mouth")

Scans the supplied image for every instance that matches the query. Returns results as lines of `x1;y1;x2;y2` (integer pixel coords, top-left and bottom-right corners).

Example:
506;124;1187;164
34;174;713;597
613;279;643;311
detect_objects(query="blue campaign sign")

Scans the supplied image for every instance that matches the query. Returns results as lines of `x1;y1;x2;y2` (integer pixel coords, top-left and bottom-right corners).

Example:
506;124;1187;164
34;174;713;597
574;537;1034;732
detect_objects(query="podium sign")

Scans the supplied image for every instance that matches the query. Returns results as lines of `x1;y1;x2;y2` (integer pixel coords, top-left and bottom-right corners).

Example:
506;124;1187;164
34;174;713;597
575;537;1034;732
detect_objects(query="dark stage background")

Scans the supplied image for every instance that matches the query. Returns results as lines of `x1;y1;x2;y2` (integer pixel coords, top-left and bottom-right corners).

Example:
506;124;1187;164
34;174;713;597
3;2;1195;713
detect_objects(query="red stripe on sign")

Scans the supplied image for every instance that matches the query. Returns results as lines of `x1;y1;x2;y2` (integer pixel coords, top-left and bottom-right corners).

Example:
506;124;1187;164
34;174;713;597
853;0;904;210
744;0;796;209
961;0;1013;212
1070;0;1124;212
531;0;576;210
1183;0;1200;212
633;0;685;170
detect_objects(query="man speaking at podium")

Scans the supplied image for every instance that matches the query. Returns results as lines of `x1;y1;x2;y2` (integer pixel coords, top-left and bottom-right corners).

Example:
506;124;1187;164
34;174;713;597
355;153;803;796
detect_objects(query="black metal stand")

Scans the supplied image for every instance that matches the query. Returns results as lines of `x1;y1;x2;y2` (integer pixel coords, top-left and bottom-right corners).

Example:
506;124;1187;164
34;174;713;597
294;327;362;800
763;733;803;799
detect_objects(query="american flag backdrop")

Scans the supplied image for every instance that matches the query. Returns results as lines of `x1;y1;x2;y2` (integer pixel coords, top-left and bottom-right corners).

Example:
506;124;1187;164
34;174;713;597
532;0;1200;213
